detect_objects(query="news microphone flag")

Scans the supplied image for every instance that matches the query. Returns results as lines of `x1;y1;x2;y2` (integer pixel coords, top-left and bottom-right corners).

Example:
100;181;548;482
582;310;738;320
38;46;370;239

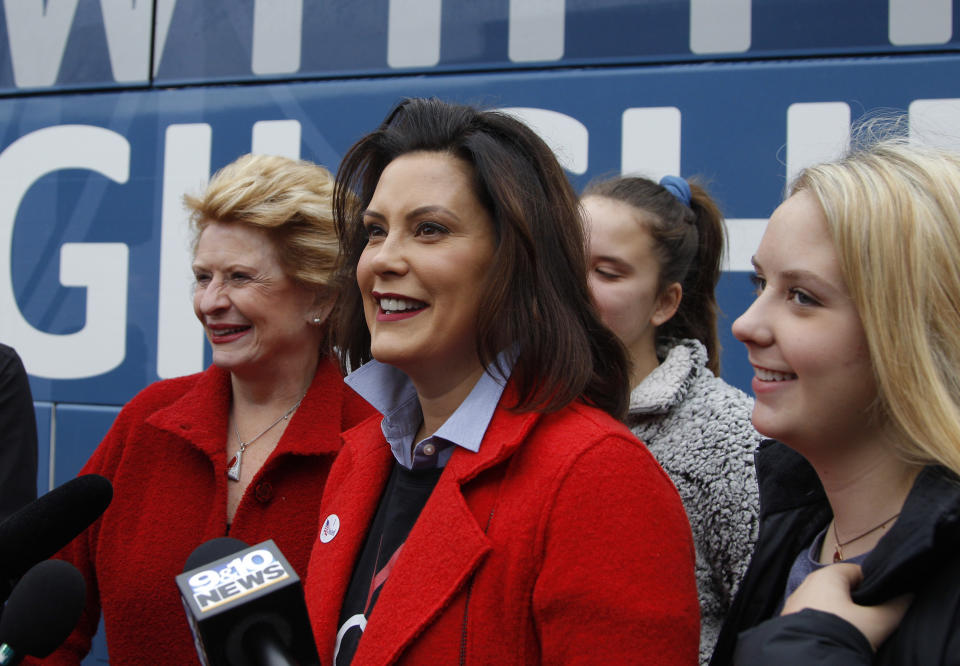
177;539;319;666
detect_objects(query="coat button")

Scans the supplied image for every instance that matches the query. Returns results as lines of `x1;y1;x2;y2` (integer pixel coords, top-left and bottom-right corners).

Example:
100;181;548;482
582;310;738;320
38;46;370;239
254;482;273;503
422;443;436;456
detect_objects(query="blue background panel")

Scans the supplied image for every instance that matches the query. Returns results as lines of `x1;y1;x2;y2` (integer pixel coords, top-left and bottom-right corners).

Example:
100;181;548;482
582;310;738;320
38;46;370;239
0;1;958;93
52;404;121;485
2;54;958;407
33;402;52;493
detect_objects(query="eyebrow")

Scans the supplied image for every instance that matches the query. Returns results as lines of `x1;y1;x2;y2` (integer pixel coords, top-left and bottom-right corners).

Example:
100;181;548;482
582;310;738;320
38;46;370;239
751;257;842;296
594;254;632;269
362;205;458;222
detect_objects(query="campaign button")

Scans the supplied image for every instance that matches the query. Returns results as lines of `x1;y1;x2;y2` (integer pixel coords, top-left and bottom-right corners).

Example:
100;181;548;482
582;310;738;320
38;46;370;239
320;514;340;543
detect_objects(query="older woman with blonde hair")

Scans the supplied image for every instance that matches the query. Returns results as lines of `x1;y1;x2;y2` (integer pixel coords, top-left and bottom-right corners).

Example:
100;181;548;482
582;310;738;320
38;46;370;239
39;154;373;664
710;136;960;664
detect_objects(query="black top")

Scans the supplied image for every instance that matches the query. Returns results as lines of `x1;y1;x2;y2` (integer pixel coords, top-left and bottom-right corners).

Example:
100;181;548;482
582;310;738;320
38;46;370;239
335;462;443;665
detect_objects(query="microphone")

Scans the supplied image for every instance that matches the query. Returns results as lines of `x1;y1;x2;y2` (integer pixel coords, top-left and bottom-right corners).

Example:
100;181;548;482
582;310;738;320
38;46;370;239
0;559;86;664
177;538;320;666
0;474;112;601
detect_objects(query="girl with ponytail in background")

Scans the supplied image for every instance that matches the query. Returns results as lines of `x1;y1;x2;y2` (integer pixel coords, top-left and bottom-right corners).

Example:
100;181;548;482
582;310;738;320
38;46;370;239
582;176;762;664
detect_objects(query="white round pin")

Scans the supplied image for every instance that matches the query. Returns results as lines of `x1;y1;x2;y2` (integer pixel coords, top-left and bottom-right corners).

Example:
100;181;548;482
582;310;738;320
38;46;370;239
320;514;340;543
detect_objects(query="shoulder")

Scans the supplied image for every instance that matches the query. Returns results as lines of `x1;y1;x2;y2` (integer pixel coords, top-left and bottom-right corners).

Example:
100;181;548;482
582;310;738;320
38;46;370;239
123;370;211;413
525;401;677;491
0;344;29;396
0;343;18;369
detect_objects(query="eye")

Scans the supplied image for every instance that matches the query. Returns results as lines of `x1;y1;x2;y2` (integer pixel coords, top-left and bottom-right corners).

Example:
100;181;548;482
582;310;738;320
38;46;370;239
362;222;386;242
788;288;820;307
230;271;252;282
593;266;622;281
748;272;765;295
193;271;211;286
415;221;448;238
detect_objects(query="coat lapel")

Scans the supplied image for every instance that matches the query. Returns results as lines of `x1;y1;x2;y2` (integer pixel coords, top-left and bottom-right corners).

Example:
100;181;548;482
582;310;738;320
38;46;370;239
310;423;395;660
353;390;541;663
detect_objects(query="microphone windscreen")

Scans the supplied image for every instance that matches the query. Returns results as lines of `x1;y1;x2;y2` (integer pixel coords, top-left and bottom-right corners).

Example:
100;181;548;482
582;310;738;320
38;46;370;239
0;474;113;581
0;559;86;658
184;537;249;573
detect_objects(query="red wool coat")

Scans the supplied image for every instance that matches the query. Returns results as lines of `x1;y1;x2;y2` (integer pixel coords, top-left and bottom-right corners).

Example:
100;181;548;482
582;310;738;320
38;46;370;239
305;389;700;665
34;359;373;665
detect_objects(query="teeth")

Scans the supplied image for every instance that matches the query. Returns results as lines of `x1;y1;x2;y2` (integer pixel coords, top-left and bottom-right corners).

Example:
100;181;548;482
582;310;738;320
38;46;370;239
380;297;423;313
214;326;247;335
755;367;796;382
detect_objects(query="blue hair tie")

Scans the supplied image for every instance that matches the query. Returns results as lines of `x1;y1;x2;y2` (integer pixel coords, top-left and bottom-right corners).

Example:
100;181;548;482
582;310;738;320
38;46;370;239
659;175;691;207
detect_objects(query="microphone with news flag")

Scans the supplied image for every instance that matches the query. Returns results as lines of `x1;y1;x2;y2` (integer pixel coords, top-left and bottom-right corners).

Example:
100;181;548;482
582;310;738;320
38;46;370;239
177;537;320;666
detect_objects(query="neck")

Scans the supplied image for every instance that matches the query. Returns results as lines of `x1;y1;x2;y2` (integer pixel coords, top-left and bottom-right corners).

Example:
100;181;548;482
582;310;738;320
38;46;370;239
628;341;660;390
410;362;487;442
230;353;320;410
809;436;920;563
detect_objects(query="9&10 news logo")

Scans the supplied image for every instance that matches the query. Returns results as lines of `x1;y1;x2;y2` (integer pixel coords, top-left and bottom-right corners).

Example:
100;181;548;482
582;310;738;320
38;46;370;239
186;544;290;612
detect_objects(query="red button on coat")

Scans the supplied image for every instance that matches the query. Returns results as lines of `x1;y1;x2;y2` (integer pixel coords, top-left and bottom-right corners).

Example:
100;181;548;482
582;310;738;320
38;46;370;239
254;482;273;503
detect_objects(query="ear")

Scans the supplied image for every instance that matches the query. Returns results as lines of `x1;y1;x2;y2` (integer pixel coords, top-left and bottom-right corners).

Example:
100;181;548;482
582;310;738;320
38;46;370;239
308;293;336;327
650;282;682;327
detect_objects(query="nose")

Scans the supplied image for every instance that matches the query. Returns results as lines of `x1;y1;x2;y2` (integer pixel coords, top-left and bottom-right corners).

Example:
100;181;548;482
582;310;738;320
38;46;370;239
731;295;773;348
366;233;408;277
197;276;230;315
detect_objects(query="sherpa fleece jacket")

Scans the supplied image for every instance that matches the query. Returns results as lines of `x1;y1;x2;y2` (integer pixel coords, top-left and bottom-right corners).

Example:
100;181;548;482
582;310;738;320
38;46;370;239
305;382;700;665
33;359;373;665
626;338;761;665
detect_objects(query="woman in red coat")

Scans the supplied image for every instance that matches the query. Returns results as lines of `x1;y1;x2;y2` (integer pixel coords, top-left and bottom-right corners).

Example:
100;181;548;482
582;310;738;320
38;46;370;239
37;155;373;664
305;98;699;665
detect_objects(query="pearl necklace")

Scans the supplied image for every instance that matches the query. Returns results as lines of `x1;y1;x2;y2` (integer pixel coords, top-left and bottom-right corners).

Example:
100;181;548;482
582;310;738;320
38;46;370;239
226;396;304;482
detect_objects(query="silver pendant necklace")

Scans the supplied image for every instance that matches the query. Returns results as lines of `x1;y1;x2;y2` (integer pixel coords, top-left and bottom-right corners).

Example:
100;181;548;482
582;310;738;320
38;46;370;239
227;395;304;482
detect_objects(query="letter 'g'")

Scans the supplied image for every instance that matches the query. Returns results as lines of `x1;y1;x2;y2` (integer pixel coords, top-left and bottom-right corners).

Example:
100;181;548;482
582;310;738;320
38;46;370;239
0;125;130;378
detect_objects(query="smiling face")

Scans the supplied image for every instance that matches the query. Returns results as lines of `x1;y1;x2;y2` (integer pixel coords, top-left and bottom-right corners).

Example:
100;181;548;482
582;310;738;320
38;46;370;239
192;222;323;379
583;195;680;384
356;151;497;391
731;191;878;453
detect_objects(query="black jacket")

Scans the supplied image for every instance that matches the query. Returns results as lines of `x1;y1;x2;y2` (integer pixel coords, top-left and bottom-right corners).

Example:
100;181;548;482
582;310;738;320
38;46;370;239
0;343;37;522
709;440;960;665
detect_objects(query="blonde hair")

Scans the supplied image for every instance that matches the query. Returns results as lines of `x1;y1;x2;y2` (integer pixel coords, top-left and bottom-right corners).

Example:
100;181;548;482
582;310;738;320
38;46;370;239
183;154;338;293
793;138;960;477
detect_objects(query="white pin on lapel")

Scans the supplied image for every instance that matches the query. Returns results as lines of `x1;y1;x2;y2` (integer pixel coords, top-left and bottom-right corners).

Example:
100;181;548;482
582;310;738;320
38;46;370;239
320;514;340;543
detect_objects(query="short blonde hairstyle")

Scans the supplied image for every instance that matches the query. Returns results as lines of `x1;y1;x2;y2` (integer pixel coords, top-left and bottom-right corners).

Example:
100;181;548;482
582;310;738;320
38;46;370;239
794;138;960;477
184;154;338;294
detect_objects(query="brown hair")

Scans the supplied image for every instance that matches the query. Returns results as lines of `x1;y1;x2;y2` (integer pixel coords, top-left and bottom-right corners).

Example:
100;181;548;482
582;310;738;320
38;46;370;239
582;176;726;374
331;98;630;419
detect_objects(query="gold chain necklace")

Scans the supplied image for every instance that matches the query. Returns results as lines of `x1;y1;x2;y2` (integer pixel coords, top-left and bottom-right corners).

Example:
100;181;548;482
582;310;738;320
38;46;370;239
832;511;901;562
226;395;304;482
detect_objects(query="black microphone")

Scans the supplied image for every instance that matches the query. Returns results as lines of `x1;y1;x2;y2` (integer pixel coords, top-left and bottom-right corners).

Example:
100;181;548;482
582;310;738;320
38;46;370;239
0;559;86;664
0;474;112;602
177;538;320;666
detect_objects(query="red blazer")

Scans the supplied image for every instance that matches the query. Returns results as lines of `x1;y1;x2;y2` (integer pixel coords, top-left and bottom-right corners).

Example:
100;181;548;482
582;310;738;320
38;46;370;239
34;359;373;665
305;387;700;665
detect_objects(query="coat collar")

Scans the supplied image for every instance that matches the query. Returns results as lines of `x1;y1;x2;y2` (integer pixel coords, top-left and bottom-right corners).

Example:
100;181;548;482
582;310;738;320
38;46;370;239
857;465;960;603
312;382;541;662
628;338;705;417
147;358;347;464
